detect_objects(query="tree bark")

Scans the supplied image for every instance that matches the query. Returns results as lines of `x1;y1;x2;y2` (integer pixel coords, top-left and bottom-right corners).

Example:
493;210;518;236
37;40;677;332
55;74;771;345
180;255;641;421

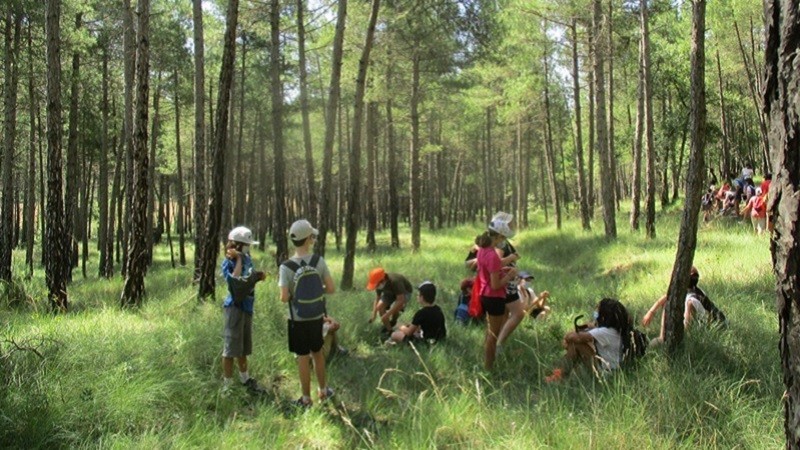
146;74;161;265
198;0;238;298
1;12;21;282
386;59;400;248
296;0;317;222
630;31;644;232
122;0;135;277
45;0;69;311
664;0;706;352
121;0;151;307
592;0;616;238
542;30;561;230
642;0;657;239
64;13;82;279
715;50;731;179
174;69;186;266
268;0;288;265
192;0;207;281
99;38;112;278
341;0;380;290
409;52;422;250
734;21;771;171
764;0;800;446
366;101;378;252
571;20;590;231
25;23;36;278
607;0;619;212
314;0;346;257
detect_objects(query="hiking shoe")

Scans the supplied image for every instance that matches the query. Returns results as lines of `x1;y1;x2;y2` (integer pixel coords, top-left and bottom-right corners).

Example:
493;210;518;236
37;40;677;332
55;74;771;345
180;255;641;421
544;368;563;383
318;387;335;402
243;378;267;394
294;396;313;408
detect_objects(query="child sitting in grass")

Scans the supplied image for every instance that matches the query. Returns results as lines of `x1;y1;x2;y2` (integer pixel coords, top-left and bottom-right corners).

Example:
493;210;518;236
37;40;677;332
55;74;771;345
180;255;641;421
388;281;446;345
545;298;633;382
517;271;550;320
642;266;727;346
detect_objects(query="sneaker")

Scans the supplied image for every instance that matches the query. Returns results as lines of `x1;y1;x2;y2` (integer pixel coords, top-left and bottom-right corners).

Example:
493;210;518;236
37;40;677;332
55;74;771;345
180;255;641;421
544;368;563;383
243;378;267;394
336;345;349;356
318;387;335;402
294;396;313;408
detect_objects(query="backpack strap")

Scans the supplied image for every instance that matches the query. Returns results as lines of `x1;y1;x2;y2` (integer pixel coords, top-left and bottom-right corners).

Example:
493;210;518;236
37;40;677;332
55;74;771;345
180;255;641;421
309;254;320;268
282;259;301;272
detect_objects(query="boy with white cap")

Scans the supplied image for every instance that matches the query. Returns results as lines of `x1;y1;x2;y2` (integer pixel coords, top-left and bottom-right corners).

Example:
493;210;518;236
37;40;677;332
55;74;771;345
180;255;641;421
279;219;336;407
221;226;267;393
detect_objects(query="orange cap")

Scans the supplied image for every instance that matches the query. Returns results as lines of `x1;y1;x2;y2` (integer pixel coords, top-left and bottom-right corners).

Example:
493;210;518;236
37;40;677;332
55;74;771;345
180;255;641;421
366;267;386;290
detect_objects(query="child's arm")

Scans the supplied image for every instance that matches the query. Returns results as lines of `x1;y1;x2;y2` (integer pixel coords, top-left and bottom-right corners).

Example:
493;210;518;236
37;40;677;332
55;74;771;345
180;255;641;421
642;294;668;326
382;295;406;322
280;286;291;303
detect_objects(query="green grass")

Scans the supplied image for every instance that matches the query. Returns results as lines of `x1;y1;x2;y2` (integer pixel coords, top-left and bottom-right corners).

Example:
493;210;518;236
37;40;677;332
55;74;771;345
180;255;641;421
1;209;781;449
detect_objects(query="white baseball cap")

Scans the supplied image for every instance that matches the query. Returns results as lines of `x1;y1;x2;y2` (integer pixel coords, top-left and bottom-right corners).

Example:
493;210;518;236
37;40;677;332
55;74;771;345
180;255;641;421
289;219;319;241
228;226;258;245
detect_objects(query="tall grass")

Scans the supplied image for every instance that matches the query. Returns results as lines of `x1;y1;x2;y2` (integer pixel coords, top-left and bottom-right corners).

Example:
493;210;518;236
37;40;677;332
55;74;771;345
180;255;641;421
1;210;780;448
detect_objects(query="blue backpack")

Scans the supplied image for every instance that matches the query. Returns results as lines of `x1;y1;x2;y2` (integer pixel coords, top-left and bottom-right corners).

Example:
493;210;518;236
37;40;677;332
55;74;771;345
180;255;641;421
282;255;326;320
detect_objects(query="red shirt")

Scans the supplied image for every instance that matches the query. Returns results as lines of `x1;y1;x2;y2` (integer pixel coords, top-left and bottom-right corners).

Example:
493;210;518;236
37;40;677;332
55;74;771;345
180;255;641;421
477;247;506;298
760;179;771;195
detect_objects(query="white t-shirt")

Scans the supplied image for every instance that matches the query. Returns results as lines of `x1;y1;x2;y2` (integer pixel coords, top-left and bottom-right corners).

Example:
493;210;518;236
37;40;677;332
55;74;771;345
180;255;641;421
742;167;754;180
589;327;622;371
684;293;708;327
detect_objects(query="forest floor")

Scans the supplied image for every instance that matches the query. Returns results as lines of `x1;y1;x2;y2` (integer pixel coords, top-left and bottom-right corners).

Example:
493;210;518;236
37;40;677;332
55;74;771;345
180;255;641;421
1;208;780;449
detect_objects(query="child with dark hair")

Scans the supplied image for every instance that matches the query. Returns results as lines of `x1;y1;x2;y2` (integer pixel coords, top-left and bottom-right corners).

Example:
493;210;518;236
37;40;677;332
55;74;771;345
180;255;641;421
389;281;446;344
642;266;727;346
454;278;474;325
475;221;518;370
545;298;633;382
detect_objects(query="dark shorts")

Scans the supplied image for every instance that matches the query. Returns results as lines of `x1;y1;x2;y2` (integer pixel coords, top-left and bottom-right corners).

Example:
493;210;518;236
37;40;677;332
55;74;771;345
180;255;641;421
288;318;324;356
481;295;508;317
530;307;545;318
222;306;253;358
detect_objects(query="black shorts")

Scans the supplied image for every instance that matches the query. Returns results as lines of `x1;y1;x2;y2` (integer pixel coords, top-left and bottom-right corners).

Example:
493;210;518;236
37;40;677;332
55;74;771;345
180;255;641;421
481;295;508;316
288;318;324;356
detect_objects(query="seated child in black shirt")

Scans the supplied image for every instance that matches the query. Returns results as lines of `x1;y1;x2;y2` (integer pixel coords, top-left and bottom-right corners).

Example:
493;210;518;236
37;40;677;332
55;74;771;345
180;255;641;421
389;281;446;344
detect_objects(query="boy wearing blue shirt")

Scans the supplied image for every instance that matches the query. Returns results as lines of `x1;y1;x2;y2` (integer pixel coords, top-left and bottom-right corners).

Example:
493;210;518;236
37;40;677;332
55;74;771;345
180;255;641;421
221;226;266;392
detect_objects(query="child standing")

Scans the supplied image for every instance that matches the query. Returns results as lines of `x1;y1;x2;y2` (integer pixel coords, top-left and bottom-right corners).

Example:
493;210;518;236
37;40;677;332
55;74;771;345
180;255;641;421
221;226;266;392
389;281;447;344
279;219;336;407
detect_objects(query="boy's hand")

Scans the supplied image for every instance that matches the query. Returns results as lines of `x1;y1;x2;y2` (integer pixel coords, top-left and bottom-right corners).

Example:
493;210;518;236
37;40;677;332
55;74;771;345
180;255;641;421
254;271;266;282
226;248;240;260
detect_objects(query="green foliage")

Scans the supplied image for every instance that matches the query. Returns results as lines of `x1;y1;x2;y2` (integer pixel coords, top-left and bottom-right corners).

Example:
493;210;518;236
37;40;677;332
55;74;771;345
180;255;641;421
1;211;780;448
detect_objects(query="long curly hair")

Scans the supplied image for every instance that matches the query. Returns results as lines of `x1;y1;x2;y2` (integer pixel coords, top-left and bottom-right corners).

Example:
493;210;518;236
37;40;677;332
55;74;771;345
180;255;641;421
596;298;633;355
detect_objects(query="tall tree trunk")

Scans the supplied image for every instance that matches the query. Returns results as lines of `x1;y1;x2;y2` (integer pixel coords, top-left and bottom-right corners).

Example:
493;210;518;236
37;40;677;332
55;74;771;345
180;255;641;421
542;32;561;230
146;74;161;266
642;0;657;239
198;0;238;298
192;0;206;281
98;41;112;278
341;0;380;290
268;0;288;265
25;23;36;278
1;12;21;282
174;69;186;266
121;0;151;307
366;101;378;252
607;0;619;211
409;52;422;250
386;59;400;248
630;32;644;232
592;0;616;238
64;12;82;278
45;0;69;311
664;0;706;352
763;0;800;444
297;0;317;222
122;0;135;277
734;21;771;170
715;50;731;179
233;37;246;224
571;21;590;231
314;0;346;257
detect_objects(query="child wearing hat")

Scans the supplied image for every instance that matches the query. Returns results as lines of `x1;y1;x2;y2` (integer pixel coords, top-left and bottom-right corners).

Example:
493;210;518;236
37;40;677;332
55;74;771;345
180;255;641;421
366;267;413;335
389;281;447;344
221;226;267;392
279;219;336;407
517;271;551;320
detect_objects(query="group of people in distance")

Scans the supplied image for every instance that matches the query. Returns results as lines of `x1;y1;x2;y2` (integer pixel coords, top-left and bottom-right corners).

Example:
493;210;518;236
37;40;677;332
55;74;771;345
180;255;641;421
218;211;729;406
703;163;771;235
